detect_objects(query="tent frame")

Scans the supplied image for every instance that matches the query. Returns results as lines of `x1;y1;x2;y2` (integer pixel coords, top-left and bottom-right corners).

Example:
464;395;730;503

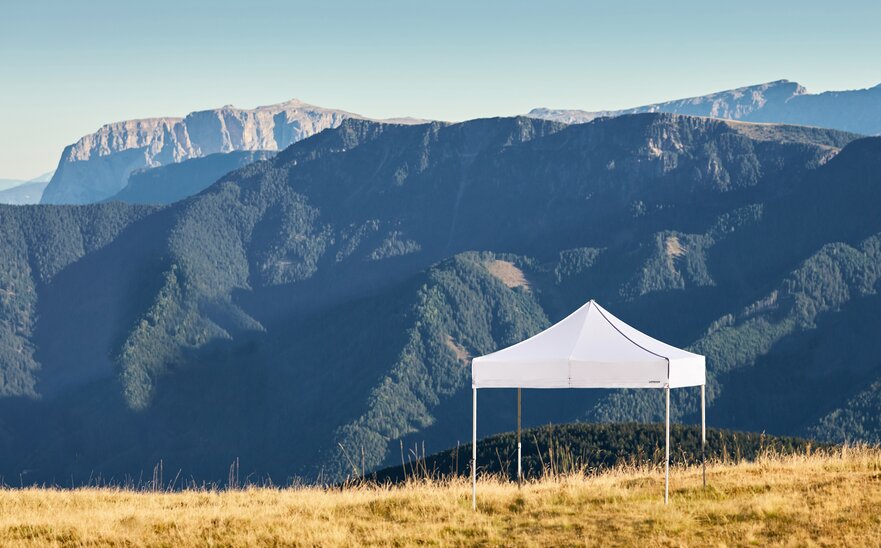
471;382;706;509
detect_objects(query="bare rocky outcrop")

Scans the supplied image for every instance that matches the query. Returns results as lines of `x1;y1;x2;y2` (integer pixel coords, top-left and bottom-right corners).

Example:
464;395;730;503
42;100;423;204
529;80;881;136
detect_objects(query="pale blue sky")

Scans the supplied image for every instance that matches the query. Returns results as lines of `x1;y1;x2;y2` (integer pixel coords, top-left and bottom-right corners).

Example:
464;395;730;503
1;0;879;179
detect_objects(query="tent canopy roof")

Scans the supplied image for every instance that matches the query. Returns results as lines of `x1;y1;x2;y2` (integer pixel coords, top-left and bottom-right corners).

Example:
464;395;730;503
472;300;705;389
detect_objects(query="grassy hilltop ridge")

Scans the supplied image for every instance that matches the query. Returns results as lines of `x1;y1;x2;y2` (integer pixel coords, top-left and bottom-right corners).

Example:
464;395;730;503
374;422;828;483
1;447;879;546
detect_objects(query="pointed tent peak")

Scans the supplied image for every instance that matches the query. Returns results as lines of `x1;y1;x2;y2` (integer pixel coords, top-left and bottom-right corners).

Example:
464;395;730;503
564;297;598;318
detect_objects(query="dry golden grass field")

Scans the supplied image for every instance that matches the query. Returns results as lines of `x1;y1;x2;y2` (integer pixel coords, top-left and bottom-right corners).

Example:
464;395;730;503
1;448;880;546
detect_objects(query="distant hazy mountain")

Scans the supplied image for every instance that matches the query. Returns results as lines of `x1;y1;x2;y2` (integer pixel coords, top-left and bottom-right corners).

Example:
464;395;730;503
109;151;276;204
0;181;49;204
0;172;55;203
41;100;423;205
529;80;881;134
3;113;880;486
0;179;24;192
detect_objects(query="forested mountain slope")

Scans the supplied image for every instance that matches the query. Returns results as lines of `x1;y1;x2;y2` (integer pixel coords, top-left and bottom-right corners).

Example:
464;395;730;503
0;114;877;485
373;422;827;483
109;151;276;205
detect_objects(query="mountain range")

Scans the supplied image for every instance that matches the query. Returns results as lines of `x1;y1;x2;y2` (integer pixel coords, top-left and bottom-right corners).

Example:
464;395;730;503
27;80;879;209
1;111;879;485
40;100;423;205
528;80;881;135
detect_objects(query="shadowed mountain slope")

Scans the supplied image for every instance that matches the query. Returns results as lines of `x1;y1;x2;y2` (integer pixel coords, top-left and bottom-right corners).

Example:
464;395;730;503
108;151;276;205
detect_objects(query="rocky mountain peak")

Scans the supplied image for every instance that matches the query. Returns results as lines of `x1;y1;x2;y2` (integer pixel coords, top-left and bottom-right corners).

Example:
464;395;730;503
528;80;880;135
41;99;420;204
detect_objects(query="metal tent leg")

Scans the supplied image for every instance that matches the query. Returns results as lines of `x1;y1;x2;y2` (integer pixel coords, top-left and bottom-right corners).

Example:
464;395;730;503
701;383;706;489
517;387;522;488
665;385;670;505
472;387;477;510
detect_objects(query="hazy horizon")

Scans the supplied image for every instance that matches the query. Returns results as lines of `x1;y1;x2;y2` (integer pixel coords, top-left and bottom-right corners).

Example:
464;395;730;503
2;0;880;179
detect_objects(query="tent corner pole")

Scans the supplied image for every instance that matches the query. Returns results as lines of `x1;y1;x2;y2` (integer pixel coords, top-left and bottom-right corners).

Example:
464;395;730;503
472;387;477;511
665;385;670;505
701;383;706;489
517;387;522;488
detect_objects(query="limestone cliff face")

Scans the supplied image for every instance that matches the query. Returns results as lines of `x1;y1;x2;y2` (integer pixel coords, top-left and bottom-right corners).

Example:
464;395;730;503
62;118;188;162
42;100;401;204
529;80;881;136
628;80;808;120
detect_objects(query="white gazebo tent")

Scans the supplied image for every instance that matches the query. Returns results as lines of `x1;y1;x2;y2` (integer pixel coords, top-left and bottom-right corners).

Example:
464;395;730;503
470;300;706;508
